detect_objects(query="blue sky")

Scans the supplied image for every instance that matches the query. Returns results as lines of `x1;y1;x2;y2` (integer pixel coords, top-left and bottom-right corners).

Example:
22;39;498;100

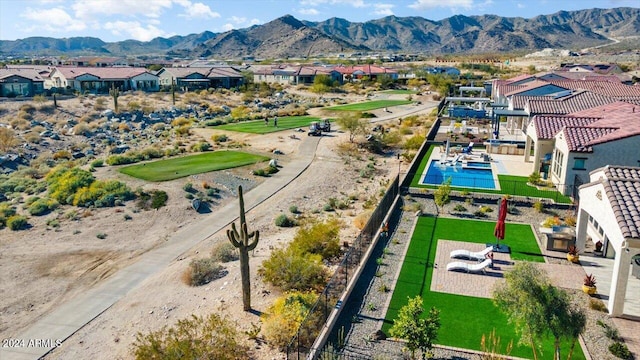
0;0;637;42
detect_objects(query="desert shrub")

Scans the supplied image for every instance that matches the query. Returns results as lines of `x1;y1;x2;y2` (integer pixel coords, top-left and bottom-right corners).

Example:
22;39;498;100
259;247;328;291
479;206;493;213
132;313;250;360
275;213;296;227
94;97;107;110
53;150;72;160
289;205;300;214
474;210;488;218
404;134;426;151
46;166;95;204
24;132;41;144
190;141;212;152
7;215;28;230
609;342;632;360
106;154;135;166
0;202;17;220
261;291;319;351
72;123;92;136
27;197;59;216
136;189;168;210
290;218;342;260
507;204;520;215
212;134;228;142
182;257;225;286
210;242;239;263
183;182;195;193
96;232;107;239
91;159;104;167
354;210;372;230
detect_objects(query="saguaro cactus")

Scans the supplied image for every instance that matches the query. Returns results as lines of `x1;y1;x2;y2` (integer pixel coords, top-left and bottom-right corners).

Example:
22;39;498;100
226;185;259;311
171;80;176;105
110;84;120;113
52;93;57;108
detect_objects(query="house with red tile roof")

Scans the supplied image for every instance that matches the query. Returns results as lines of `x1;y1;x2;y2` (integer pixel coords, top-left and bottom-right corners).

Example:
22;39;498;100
575;165;640;317
333;64;398;82
47;67;159;93
524;102;640;195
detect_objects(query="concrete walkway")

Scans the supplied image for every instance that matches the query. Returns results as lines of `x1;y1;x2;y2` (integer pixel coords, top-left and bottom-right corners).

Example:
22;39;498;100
0;136;321;360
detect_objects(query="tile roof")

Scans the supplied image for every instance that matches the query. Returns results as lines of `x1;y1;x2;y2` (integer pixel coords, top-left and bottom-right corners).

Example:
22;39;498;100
546;79;640;99
561;126;618;152
600;166;640;239
527;90;615;115
0;68;44;81
54;66;149;79
503;80;559;97
504;74;535;84
533;115;598;139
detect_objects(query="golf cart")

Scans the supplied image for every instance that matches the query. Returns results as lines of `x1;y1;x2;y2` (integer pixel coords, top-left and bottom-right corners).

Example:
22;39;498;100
308;121;322;136
317;118;331;132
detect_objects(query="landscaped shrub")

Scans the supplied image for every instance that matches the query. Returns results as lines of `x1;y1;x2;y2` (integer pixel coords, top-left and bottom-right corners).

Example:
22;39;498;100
253;165;278;177
211;134;228;142
289;205;300;214
7;215;29;230
210;242;239;263
609;342;632;360
132;313;250;360
182;258;225;286
183;182;195;193
259;247;328;291
589;298;607;312
290;218;342;260
453;204;467;212
261;291;319;351
91;159;104;167
275;213;296;227
533;200;545;213
46;166;95;204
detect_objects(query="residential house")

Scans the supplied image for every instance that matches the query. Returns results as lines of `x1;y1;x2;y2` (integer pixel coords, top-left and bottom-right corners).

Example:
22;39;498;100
575;165;640;317
157;66;243;90
524;102;640;195
0;68;45;97
253;65;341;85
47;67;159;93
334;65;398;82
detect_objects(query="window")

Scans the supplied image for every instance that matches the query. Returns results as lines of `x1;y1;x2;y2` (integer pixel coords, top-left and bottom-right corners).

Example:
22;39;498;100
573;158;586;170
552;150;564;177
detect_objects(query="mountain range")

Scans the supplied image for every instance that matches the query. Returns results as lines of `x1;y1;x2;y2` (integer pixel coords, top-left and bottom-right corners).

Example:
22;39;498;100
1;7;638;59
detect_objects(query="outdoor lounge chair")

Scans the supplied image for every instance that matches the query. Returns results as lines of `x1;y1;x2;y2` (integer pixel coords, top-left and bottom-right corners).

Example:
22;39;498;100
450;246;493;261
446;258;493;273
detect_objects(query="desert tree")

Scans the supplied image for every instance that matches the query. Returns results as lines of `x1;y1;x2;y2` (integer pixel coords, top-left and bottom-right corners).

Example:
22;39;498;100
433;178;452;210
389;295;440;360
226;185;259;311
336;112;367;143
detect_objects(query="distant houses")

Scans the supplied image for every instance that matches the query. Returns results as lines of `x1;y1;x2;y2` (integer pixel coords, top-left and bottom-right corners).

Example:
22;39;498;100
0;68;45;97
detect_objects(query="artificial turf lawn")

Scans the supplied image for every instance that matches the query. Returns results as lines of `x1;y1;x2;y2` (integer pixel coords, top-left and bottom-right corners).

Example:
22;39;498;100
326;99;413;111
409;144;572;203
382;216;585;359
118;151;269;181
214;116;321;134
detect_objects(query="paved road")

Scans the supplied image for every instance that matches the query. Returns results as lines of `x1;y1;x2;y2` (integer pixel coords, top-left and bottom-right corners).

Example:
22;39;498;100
0;136;321;360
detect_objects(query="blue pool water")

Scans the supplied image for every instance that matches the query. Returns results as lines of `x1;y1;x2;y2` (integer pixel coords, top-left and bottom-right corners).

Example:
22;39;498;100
421;161;497;189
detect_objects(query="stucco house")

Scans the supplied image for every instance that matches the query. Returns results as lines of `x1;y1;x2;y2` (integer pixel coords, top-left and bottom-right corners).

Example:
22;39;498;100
524;102;640;195
47;67;159;93
0;68;45;97
575;165;640;317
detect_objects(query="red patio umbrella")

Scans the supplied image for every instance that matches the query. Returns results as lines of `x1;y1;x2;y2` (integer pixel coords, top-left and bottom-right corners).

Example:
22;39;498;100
494;197;508;251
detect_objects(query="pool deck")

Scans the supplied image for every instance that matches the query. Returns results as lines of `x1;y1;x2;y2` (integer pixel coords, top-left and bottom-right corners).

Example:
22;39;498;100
429;146;534;181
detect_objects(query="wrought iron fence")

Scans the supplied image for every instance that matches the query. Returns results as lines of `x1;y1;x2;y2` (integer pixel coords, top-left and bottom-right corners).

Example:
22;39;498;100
285;176;399;359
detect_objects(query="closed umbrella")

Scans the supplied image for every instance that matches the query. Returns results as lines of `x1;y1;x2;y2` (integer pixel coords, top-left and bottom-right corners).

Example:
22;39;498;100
493;197;508;252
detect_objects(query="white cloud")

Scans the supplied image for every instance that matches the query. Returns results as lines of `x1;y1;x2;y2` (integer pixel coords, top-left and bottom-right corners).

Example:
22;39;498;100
178;2;220;19
300;0;366;8
408;0;474;10
71;0;173;19
21;7;87;33
221;23;234;32
103;20;168;41
517;3;525;8
221;16;261;30
229;16;247;24
298;8;320;16
372;3;394;16
249;18;261;26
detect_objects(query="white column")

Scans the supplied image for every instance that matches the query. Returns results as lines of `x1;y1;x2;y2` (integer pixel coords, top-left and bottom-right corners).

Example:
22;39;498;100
575;208;588;251
524;136;532;162
609;246;631;317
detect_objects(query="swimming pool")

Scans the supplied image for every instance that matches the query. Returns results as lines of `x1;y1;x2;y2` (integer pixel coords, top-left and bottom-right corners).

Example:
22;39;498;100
421;161;497;189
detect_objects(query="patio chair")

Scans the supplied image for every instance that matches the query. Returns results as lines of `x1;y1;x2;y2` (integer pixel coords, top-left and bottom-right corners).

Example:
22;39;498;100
450;246;493;261
446;258;493;273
